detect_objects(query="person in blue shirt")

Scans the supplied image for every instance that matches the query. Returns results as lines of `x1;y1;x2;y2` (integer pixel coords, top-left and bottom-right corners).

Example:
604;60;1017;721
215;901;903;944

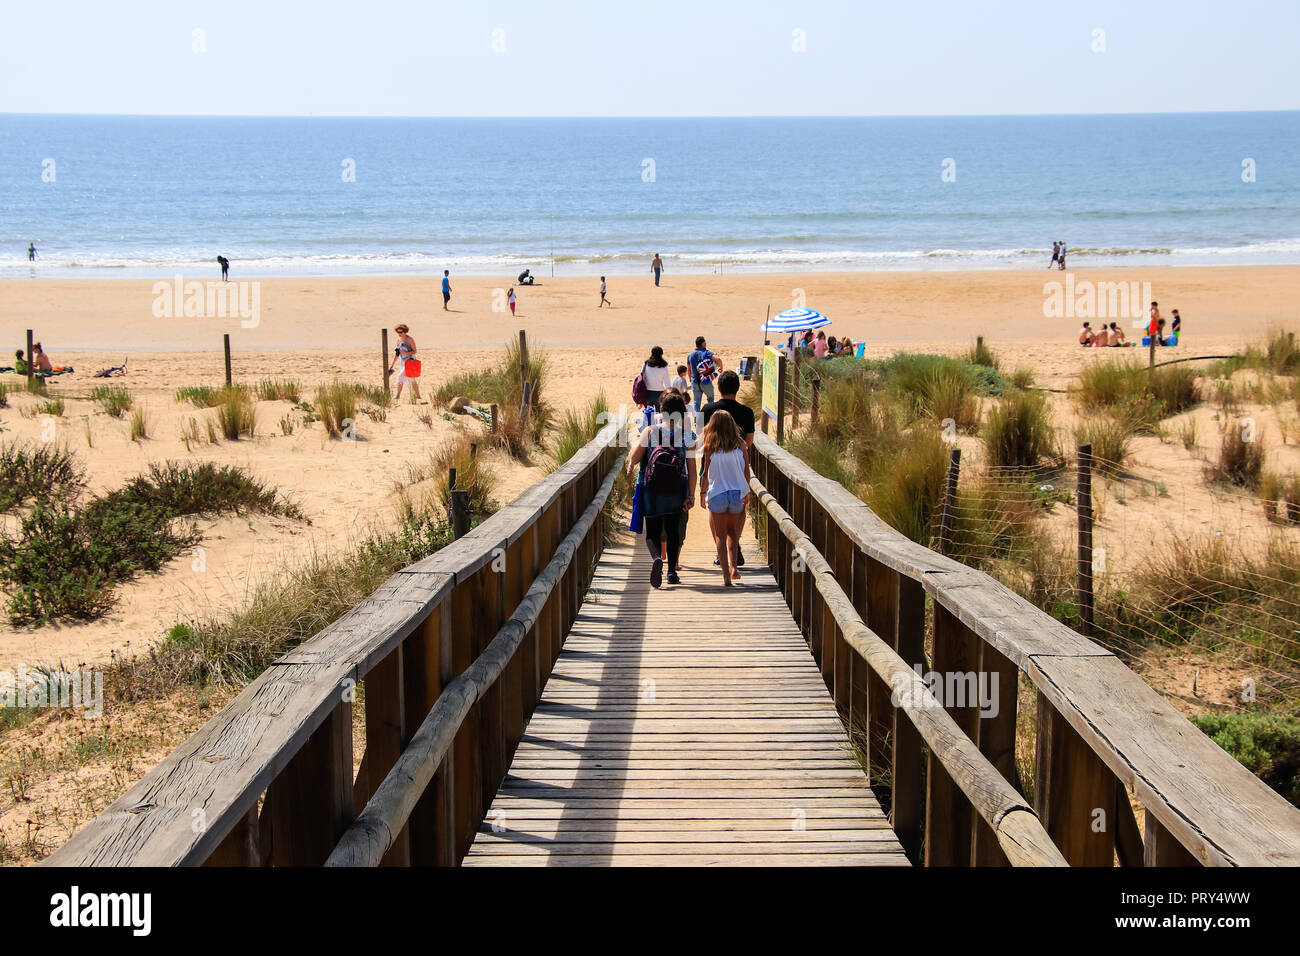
441;270;452;311
686;335;718;412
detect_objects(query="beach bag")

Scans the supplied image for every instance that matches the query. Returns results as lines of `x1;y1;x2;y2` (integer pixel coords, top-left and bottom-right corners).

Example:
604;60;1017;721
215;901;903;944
403;358;422;379
632;363;649;406
695;353;716;384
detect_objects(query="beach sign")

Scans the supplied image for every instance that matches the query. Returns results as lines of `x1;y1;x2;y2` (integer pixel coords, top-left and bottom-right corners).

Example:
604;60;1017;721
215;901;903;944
762;346;782;418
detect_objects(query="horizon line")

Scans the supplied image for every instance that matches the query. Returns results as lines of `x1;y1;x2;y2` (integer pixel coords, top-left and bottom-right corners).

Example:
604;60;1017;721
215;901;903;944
2;108;1299;120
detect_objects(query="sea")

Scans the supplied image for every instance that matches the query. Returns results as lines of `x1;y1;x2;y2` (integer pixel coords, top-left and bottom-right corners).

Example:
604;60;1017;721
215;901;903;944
2;113;1298;278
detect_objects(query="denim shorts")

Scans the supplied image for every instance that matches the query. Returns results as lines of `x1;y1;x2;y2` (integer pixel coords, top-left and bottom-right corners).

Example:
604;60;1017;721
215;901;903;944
707;489;746;514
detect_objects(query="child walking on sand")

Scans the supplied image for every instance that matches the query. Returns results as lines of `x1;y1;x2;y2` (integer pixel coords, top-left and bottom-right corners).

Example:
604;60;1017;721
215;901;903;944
699;409;749;586
508;287;516;316
599;276;611;308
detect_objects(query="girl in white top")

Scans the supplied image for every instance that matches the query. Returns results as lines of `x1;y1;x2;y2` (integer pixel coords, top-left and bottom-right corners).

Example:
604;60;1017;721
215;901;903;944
699;409;750;585
641;346;674;406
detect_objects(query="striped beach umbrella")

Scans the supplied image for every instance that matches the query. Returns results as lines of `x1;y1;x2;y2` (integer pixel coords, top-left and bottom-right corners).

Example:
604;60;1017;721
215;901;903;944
761;308;831;333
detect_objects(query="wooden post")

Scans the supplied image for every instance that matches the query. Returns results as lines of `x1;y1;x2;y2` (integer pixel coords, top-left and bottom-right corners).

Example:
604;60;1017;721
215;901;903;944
925;604;978;866
938;447;961;556
775;354;788;444
448;467;457;491
1148;335;1156;368
362;646;409;865
521;381;532;425
25;330;34;387
470;442;478;460
490;403;498;434
518;329;528;387
451;489;471;539
811;379;820;427
266;702;353;865
381;328;390;402
892;574;926;864
1077;442;1094;637
1035;693;1114;865
223;333;232;386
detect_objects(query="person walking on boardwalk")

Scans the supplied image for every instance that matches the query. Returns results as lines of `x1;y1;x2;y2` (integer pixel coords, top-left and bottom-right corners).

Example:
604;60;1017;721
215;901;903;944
441;270;452;311
700;370;755;567
388;323;423;403
686;335;718;412
651;253;663;286
626;391;695;589
698;409;749;585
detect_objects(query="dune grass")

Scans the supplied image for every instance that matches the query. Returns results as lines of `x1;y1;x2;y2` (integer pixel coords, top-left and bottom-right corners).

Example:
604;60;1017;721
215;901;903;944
547;392;610;471
982;390;1057;469
1074;416;1133;474
90;385;133;418
254;378;303;403
216;387;257;440
435;341;552;454
430;435;500;520
1074;359;1201;430
1259;471;1300;524
175;385;224;408
1207;422;1264;488
314;380;358;438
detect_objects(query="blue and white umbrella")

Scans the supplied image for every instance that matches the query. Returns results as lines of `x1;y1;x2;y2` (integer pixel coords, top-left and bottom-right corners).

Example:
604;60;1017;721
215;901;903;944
761;308;831;333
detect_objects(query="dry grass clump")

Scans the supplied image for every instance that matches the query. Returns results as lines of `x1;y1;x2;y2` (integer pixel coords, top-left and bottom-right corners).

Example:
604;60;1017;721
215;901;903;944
314;380;357;439
430;434;500;520
1259;471;1300;524
547;392;610;472
1207;422;1264;488
982;390;1058;469
216;386;257;440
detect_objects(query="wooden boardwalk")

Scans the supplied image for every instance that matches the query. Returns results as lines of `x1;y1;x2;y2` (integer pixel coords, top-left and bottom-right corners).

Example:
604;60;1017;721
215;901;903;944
464;528;909;866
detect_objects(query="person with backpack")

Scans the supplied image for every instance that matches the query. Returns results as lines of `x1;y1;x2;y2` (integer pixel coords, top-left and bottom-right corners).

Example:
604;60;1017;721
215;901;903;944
698;409;749;585
633;346;673;409
625;391;696;589
687;335;719;412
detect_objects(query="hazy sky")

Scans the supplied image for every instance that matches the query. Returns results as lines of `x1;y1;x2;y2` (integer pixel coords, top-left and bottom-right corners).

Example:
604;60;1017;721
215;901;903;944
2;0;1297;117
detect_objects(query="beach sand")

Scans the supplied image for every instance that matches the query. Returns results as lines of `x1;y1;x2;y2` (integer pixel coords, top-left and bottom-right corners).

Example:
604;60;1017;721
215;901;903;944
1;265;1298;674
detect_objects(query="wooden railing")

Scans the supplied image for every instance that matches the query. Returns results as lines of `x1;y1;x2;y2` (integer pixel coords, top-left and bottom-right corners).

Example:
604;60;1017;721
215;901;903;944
45;424;625;867
750;431;1300;866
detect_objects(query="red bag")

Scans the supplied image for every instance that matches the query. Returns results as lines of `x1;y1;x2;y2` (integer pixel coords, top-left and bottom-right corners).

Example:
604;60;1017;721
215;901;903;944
403;358;421;378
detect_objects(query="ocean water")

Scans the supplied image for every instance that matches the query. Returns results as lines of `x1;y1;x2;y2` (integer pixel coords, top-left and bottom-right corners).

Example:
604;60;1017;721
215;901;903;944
2;113;1298;278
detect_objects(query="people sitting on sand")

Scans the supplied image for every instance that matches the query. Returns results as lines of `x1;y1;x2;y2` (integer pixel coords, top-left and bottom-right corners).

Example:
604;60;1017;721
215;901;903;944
11;350;27;375
93;359;128;378
33;343;53;373
517;269;535;285
1079;322;1094;346
813;330;829;359
1107;322;1129;347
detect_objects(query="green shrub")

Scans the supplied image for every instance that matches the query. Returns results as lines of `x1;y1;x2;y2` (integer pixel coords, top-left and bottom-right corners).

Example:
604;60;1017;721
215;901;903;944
862;432;948;544
1074;417;1133;474
965;337;1000;371
129;406;150;441
432;436;499;520
113;462;305;520
982;390;1057;469
0;442;85;511
1258;471;1300;524
1191;712;1300;807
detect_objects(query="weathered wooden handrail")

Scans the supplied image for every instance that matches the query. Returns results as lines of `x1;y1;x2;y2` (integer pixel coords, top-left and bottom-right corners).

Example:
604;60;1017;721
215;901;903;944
748;475;1066;867
751;430;1300;866
326;449;624;866
45;423;625;867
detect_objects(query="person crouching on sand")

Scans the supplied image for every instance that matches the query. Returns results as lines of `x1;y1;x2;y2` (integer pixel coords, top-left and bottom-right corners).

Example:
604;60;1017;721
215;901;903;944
389;324;422;403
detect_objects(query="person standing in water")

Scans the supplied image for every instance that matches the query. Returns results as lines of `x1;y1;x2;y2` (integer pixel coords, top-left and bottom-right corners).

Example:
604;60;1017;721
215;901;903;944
1049;241;1059;269
441;270;452;311
27;243;37;262
651;253;664;286
1058;241;1067;270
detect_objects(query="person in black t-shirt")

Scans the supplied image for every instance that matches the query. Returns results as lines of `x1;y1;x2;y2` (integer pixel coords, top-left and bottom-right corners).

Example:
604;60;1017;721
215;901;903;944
700;370;756;566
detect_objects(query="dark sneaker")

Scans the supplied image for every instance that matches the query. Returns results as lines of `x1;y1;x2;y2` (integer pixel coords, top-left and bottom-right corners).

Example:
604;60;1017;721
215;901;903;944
667;571;681;585
736;551;745;567
650;558;663;589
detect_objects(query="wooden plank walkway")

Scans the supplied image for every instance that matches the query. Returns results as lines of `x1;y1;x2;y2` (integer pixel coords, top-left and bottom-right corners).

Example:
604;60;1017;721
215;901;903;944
464;526;909;866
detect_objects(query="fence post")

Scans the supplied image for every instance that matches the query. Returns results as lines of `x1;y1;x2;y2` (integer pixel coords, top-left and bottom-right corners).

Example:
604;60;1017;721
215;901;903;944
451;489;471;539
381;328;390;402
811;379;820;427
775;354;787;444
1148;335;1156;368
521;380;532;427
1077;442;1094;637
224;333;232;387
938;447;961;556
25;329;34;387
518;330;528;386
490;403;498;434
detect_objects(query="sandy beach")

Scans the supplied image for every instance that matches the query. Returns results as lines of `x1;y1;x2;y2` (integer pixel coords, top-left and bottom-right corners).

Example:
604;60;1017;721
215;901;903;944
1;265;1299;675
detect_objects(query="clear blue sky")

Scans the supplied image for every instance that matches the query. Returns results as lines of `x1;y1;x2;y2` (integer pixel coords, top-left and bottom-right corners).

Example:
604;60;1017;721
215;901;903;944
2;0;1297;116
